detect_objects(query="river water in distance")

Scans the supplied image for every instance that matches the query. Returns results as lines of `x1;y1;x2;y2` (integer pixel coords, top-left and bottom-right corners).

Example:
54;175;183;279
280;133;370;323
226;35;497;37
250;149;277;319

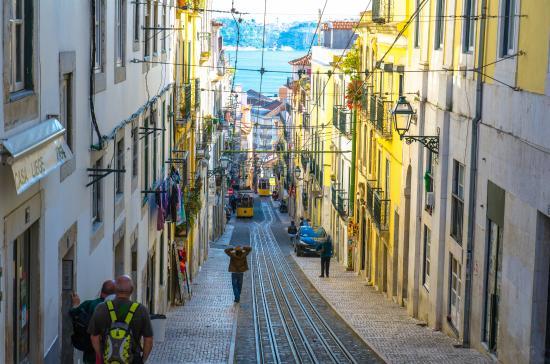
226;50;305;96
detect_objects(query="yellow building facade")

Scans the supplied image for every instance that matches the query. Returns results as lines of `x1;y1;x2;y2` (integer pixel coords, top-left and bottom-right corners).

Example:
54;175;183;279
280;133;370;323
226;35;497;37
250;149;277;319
352;9;408;297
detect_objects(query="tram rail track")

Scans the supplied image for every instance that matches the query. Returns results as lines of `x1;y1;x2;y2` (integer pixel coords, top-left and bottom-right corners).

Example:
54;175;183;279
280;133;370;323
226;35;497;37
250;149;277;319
249;200;361;364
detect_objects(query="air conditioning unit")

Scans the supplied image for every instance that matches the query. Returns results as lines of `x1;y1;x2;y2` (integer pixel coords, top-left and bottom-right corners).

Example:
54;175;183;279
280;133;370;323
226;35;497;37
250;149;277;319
426;192;435;208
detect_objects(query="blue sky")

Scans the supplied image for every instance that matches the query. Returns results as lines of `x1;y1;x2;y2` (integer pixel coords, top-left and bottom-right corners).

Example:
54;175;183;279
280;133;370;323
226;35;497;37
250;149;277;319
212;0;368;23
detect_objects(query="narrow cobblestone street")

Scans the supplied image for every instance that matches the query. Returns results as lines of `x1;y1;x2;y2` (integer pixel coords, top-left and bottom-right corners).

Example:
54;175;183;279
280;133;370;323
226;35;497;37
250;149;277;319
146;200;497;363
148;226;238;364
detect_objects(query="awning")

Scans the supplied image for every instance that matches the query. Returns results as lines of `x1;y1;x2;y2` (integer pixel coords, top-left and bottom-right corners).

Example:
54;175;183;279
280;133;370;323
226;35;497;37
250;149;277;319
1;119;73;194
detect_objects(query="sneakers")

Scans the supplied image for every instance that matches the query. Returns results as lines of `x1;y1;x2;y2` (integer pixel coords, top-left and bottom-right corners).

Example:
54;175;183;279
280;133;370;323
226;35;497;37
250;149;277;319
234;298;240;303
319;275;324;278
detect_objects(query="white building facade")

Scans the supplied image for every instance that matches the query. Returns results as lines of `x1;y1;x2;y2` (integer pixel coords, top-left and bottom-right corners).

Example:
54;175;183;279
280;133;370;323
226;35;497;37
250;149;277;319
0;1;175;362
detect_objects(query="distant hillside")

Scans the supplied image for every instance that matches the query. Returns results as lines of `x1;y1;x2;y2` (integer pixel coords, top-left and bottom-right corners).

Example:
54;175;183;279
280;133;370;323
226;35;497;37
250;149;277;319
217;19;318;50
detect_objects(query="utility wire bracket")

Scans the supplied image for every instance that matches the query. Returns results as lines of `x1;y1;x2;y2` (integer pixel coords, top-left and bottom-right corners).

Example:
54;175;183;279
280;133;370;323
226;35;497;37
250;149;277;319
86;168;126;187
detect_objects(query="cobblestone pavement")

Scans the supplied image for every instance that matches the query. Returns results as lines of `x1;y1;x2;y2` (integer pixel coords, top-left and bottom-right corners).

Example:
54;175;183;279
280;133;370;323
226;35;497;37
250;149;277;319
292;255;492;364
235;200;382;363
149;233;237;363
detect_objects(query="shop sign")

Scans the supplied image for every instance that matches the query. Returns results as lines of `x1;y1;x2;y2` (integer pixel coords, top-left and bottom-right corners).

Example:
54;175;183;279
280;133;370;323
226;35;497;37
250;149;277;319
11;136;72;194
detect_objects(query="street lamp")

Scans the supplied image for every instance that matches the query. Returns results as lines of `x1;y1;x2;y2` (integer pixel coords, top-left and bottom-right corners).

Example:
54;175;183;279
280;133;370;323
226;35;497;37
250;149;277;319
391;96;439;155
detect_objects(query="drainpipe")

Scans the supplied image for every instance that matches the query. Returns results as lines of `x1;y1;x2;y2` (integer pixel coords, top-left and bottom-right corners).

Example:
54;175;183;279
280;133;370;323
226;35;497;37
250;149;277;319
462;0;487;347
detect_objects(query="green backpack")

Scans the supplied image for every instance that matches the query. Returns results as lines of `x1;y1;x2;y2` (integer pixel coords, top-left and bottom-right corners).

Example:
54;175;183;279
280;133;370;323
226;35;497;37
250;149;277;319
103;301;140;364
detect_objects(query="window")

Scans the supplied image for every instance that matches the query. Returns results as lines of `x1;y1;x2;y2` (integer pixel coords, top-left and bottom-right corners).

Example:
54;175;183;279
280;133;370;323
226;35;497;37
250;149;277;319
92;158;103;223
94;0;105;72
133;0;140;43
449;254;462;329
116;138;124;194
152;108;158;182
132;126;138;177
61;74;73;150
500;0;516;56
462;0;476;52
10;0;33;92
144;0;151;57
115;0;125;66
143;117;150;189
434;0;445;50
153;1;159;54
363;126;367;166
451;160;465;243
162;5;167;52
414;0;420;48
385;158;390;199
423;225;431;288
425;149;434;213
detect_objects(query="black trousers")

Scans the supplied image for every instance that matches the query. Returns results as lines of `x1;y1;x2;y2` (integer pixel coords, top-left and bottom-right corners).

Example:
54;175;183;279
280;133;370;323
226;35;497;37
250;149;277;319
321;257;331;277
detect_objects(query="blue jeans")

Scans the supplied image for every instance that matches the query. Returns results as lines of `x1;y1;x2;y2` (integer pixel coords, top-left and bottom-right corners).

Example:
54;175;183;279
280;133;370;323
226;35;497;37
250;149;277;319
231;272;244;301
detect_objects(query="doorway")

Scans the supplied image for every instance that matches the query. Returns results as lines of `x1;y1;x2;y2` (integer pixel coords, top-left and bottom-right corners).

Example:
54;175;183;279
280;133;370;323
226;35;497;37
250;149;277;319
146;249;156;313
392;211;399;298
115;236;125;278
10;224;40;364
60;247;76;364
402;166;412;303
382;243;388;293
361;211;366;271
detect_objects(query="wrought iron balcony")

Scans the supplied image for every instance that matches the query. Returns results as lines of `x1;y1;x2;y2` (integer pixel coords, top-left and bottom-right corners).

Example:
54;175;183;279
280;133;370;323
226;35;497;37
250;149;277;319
337;192;348;217
303;112;310;129
339;107;351;135
333;105;351;135
331;184;337;207
366;180;378;215
373;189;390;231
175;83;192;124
369;96;392;140
194;79;201;109
372;0;392;24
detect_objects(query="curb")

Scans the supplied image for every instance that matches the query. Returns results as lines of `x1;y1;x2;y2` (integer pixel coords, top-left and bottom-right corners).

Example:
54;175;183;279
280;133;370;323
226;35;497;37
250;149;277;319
290;254;391;364
228;304;239;364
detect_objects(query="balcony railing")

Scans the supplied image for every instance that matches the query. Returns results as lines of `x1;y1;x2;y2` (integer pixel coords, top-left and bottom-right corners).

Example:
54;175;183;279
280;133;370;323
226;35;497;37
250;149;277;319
369;96;392;140
303;112;310;129
366;180;378;215
331;184;348;217
373;189;390;231
176;83;192;123
194;79;201;109
339;107;351;135
372;0;392;24
337;192;348;217
333;105;351;136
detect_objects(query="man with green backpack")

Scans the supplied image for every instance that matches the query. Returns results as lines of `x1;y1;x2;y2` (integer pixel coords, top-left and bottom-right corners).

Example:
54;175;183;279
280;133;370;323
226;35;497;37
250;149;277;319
88;275;154;364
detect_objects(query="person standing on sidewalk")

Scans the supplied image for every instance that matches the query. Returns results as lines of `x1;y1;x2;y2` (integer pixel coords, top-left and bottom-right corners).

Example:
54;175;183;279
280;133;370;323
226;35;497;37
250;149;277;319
287;220;298;245
224;245;252;303
317;236;333;278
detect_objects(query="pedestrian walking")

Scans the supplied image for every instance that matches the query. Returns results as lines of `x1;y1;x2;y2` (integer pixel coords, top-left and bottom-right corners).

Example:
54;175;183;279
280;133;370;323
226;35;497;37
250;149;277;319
316;236;333;278
287;220;298;245
88;275;154;364
229;194;237;213
224;245;252;303
299;217;305;226
69;280;116;364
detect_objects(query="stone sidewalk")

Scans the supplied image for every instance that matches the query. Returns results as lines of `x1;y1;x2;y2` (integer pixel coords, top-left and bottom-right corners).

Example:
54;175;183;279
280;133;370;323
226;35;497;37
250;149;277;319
291;256;492;364
149;233;237;363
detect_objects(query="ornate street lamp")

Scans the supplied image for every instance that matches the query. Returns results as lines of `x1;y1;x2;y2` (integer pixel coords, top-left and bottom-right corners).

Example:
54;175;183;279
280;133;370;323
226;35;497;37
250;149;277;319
391;96;439;154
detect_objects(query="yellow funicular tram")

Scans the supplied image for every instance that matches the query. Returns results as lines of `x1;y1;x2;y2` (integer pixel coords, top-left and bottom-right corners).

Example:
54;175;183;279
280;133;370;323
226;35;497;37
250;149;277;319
257;178;271;197
236;193;254;218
